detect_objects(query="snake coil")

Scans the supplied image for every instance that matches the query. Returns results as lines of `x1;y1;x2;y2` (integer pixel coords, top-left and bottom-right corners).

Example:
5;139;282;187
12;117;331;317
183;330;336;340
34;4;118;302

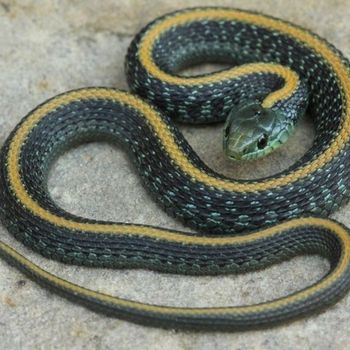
1;7;350;331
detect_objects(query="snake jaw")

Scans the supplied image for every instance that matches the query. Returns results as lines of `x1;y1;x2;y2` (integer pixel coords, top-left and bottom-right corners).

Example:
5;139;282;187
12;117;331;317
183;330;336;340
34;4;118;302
223;100;294;161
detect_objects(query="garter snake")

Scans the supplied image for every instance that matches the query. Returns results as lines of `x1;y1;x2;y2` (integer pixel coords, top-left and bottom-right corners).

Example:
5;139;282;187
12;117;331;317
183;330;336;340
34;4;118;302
1;7;350;331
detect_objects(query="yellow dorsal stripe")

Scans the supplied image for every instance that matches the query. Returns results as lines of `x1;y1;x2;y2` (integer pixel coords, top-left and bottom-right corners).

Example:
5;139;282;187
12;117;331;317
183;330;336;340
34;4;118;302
1;217;349;314
5;9;350;236
137;8;350;191
3;9;350;316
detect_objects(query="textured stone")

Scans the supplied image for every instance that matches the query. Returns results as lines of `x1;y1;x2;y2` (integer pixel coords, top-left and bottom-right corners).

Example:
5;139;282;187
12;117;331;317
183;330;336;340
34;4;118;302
0;0;349;349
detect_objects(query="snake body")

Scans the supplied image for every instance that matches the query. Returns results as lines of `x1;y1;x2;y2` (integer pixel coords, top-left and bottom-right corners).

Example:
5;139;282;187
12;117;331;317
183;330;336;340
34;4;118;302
1;7;350;331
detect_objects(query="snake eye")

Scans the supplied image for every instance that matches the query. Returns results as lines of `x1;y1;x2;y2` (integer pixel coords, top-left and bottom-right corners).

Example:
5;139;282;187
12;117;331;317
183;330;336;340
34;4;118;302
255;109;262;117
257;134;268;149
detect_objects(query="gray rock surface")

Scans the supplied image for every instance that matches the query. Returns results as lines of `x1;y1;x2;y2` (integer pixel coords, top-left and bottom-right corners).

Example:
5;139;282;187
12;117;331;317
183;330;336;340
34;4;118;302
0;0;350;349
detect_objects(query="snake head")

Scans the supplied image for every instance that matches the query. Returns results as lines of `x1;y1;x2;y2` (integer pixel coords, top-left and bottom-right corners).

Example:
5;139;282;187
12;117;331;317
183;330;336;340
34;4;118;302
223;100;294;161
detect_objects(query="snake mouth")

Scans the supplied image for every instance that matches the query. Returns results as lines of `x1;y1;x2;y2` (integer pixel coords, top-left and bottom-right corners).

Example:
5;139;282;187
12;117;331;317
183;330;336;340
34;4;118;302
225;147;270;161
225;129;294;161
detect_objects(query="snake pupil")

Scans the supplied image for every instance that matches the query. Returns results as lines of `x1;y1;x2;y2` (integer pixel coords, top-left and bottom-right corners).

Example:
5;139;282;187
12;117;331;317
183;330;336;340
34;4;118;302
257;134;268;149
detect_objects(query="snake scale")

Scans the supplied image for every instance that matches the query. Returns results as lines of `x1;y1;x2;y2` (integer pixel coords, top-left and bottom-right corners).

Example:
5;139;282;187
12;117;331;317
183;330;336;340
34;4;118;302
1;7;350;331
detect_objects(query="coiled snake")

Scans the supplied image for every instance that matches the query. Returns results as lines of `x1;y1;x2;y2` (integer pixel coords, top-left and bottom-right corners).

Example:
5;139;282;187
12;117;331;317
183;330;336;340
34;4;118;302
1;7;350;331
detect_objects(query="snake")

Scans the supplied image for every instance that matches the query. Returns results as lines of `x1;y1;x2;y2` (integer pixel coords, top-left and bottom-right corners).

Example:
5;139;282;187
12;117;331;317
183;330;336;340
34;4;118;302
1;7;350;331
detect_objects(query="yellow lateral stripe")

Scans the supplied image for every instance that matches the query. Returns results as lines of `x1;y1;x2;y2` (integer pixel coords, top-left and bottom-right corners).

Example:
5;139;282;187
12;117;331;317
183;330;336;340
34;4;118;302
1;218;349;315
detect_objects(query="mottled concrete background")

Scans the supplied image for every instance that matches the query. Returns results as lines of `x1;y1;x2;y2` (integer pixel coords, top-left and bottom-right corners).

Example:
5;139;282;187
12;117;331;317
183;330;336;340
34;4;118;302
0;1;350;349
